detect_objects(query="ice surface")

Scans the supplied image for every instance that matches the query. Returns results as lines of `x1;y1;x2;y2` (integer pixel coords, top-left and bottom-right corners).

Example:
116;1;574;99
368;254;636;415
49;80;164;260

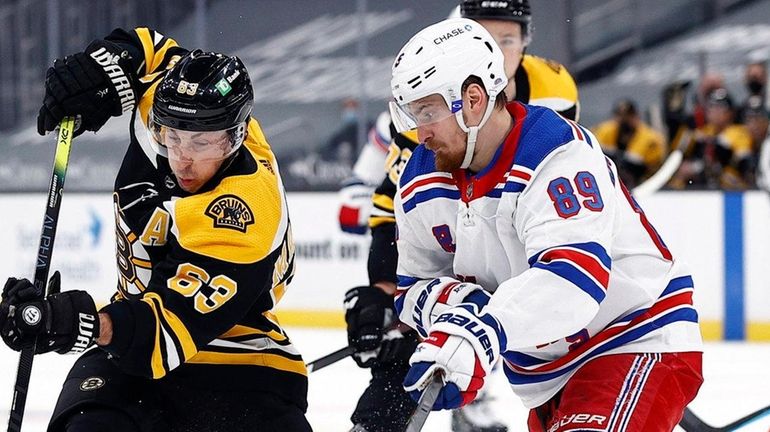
0;328;767;431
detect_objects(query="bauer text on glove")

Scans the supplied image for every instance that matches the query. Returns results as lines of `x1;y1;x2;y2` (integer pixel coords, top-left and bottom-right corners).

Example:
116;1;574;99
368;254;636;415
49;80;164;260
403;304;504;410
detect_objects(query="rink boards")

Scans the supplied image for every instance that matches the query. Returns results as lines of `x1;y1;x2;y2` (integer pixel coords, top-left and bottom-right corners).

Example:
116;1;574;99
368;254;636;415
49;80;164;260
0;190;767;341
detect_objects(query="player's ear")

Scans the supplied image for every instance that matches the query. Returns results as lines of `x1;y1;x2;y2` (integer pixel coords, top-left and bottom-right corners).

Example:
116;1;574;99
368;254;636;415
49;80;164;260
464;83;486;114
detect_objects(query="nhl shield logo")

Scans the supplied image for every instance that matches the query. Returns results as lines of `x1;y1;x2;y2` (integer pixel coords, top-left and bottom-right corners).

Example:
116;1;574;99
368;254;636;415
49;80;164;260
205;195;255;232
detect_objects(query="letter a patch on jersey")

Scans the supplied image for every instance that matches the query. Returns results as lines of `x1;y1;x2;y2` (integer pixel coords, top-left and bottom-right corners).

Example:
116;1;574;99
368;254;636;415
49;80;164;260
205;194;255;232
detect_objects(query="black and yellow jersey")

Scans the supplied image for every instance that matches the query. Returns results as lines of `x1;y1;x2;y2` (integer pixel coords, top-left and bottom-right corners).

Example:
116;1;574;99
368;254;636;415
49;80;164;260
515;54;580;122
97;28;305;407
700;123;753;188
593;119;667;181
366;54;579;285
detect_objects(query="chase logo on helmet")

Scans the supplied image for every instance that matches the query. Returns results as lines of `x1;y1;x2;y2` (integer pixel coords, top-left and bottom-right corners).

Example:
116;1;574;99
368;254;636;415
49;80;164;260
434;26;473;45
205;195;255;232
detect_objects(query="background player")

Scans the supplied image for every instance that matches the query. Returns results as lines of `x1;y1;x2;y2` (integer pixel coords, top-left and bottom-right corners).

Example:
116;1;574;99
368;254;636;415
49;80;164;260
0;28;309;431
342;1;580;431
391;17;703;432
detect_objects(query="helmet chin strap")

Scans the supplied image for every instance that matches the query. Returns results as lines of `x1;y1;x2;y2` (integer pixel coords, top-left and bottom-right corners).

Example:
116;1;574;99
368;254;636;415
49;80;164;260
456;95;497;169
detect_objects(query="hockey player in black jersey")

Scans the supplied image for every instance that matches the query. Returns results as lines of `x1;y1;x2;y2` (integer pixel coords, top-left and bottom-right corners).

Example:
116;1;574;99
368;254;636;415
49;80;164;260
342;1;580;431
1;28;310;432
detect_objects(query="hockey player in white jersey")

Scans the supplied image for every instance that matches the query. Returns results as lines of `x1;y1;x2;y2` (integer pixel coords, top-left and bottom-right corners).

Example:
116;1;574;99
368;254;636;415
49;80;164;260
343;2;579;431
337;0;579;236
390;18;703;431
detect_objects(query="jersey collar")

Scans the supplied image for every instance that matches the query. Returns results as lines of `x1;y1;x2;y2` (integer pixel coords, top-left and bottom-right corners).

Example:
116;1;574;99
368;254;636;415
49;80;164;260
452;102;527;202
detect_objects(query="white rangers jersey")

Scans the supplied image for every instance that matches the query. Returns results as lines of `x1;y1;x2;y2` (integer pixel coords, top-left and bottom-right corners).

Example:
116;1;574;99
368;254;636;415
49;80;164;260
393;103;703;408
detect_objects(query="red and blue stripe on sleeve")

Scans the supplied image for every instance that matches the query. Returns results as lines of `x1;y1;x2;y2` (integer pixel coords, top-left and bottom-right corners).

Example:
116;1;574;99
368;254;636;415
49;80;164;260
528;242;611;304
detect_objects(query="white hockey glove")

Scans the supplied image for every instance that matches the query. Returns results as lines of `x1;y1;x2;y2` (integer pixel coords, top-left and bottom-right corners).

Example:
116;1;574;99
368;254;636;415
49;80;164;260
403;304;503;410
398;278;490;338
338;177;374;235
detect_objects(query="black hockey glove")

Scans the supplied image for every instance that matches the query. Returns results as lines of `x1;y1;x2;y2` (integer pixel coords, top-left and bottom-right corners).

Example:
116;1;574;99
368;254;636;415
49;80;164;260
37;39;136;136
1;272;99;355
344;285;414;368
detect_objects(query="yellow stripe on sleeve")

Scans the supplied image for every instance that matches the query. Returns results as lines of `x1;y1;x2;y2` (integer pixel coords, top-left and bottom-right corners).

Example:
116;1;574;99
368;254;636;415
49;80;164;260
271;282;287;306
220;324;288;342
369;216;396;228
134;27;156;76
149;38;179;74
137;80;161;125
139;296;167;379
143;292;198;362
372;193;394;212
187;351;308;376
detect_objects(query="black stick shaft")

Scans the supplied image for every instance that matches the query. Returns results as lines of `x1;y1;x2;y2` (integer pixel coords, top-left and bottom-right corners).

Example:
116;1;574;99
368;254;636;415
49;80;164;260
306;346;355;373
7;117;75;432
679;405;770;432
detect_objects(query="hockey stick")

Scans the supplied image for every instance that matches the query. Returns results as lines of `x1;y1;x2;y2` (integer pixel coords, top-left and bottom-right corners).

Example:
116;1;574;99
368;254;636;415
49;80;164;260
6;117;75;432
631;128;692;198
404;370;444;432
679;405;770;432
306;326;411;373
631;149;683;198
306;345;355;373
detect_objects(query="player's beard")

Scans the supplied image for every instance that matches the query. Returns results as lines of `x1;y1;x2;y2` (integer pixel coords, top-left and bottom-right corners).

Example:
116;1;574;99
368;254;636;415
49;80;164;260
431;142;465;172
431;130;468;172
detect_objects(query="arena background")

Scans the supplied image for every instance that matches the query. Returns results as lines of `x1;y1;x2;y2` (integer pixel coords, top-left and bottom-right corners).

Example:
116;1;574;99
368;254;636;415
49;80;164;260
2;0;769;339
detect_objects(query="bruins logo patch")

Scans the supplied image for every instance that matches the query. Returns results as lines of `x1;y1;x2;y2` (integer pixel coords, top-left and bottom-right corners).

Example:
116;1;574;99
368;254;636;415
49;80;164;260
79;376;105;391
205;195;255;232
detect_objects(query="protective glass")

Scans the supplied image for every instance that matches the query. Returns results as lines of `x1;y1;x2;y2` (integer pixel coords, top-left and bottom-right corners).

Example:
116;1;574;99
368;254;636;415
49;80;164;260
389;95;462;134
147;109;245;162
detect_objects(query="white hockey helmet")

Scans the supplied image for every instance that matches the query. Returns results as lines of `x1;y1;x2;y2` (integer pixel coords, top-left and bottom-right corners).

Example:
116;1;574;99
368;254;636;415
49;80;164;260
389;18;507;169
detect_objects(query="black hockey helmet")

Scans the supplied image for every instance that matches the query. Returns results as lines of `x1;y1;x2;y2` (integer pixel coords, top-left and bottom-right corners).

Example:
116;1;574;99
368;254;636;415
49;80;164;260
153;49;253;132
148;50;253;161
460;0;531;35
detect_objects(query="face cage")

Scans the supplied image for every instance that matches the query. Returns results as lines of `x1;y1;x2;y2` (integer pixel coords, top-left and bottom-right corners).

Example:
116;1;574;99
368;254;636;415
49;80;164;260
146;109;246;162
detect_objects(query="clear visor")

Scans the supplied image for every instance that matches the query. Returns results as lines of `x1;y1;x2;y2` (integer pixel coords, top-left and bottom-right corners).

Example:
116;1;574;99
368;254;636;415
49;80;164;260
147;109;245;162
388;95;462;134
